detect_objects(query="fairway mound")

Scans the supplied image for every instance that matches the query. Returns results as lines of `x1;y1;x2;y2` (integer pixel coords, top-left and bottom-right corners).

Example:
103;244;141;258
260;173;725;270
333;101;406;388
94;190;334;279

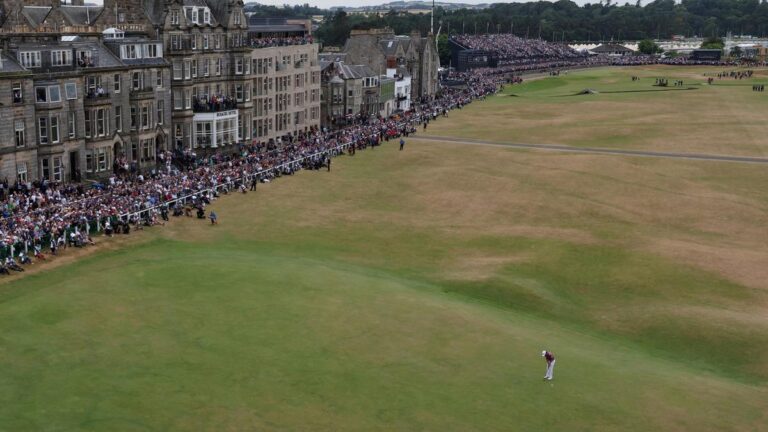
600;87;699;94
556;88;600;97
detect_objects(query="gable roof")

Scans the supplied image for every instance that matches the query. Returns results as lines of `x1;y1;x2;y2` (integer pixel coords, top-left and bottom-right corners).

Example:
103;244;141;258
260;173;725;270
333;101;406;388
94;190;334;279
59;6;104;26
22;6;51;27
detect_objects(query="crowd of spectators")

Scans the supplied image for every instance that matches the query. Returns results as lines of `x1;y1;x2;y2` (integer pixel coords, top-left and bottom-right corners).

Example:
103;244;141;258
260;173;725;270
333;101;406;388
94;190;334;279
248;35;313;49
0;72;500;271
192;95;238;113
454;34;583;64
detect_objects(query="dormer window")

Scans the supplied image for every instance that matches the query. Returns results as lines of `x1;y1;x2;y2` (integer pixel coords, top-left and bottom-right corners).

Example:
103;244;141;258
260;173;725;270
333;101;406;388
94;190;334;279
18;51;41;68
191;8;198;24
204;9;210;24
171;10;180;25
234;12;241;25
51;50;72;67
124;45;138;59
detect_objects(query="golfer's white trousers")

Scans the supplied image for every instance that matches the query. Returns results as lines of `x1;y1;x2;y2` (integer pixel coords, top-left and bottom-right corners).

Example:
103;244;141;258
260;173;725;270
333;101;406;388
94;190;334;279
545;360;555;380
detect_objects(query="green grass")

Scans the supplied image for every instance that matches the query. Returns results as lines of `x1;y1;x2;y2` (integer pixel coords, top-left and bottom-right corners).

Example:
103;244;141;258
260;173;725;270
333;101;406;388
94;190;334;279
1;67;768;431
431;65;768;155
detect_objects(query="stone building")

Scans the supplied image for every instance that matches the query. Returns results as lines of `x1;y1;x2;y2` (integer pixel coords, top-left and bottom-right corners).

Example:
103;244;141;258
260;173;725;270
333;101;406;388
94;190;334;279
250;43;321;141
319;56;380;127
0;0;321;182
342;28;438;101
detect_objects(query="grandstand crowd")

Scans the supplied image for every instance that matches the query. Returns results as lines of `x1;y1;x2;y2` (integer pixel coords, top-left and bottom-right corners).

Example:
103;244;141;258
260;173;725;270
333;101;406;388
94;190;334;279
451;34;762;71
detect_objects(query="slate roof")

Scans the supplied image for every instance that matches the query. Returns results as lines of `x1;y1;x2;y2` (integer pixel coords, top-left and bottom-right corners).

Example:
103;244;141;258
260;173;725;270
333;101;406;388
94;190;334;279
22;6;51;27
143;0;167;25
59;6;104;26
339;63;376;79
0;51;29;74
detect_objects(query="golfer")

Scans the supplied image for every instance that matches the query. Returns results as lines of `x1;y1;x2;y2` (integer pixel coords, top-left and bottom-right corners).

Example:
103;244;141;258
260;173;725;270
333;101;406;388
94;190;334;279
542;350;555;380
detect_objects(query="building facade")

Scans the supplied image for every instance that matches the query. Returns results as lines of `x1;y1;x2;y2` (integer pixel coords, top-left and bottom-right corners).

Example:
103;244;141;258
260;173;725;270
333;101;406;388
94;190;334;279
342;28;438;101
0;0;321;182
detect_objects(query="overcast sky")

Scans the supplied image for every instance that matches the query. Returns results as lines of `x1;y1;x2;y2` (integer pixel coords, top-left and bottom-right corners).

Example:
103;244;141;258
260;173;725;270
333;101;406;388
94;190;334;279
89;1;618;10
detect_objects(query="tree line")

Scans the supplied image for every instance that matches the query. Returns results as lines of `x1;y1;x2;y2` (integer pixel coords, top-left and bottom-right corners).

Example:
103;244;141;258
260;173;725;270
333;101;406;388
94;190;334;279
316;0;768;47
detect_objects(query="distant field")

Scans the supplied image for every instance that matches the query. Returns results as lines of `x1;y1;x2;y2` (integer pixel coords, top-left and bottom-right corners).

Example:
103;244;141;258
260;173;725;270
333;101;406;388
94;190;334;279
429;65;768;157
0;67;767;431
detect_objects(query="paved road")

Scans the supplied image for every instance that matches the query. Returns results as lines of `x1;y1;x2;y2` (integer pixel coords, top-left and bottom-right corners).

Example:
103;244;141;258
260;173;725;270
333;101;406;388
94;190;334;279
415;135;768;165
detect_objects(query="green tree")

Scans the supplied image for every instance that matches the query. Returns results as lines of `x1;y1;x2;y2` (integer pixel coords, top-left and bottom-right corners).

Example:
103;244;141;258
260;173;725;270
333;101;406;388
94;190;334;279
700;37;725;49
638;38;661;54
437;34;451;66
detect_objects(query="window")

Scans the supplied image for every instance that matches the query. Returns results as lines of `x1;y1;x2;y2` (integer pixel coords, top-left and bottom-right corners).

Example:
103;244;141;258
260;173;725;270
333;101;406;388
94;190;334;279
65;82;77;100
203;35;209;49
203;59;210;76
156;70;163;88
191;60;197;78
98;148;107;171
235;58;243;75
41;159;50;181
124;45;138;59
215;59;221;76
53;157;63;182
171;34;181;51
36;87;48;102
48;86;61;103
130;106;137;130
85;75;101;94
17;162;27;183
157;100;164;125
215;35;221;49
12;82;22;103
204;9;210;23
191;35;197;50
173;61;182;80
96;109;106;136
141;138;155;161
191;8;198;24
51;50;72;66
132;72;144;90
235;84;243;102
234;12;241;25
147;44;158;58
184;60;191;79
19;51;41;68
68;112;76;139
38;117;48;144
171;10;179;25
50;115;59;143
14;120;25;147
141;105;149;129
173;89;183;110
84;111;91;138
115;106;122;132
114;74;121;93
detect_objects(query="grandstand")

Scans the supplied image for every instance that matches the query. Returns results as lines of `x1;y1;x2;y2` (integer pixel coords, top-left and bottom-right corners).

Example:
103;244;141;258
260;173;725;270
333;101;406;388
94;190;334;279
449;34;584;71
